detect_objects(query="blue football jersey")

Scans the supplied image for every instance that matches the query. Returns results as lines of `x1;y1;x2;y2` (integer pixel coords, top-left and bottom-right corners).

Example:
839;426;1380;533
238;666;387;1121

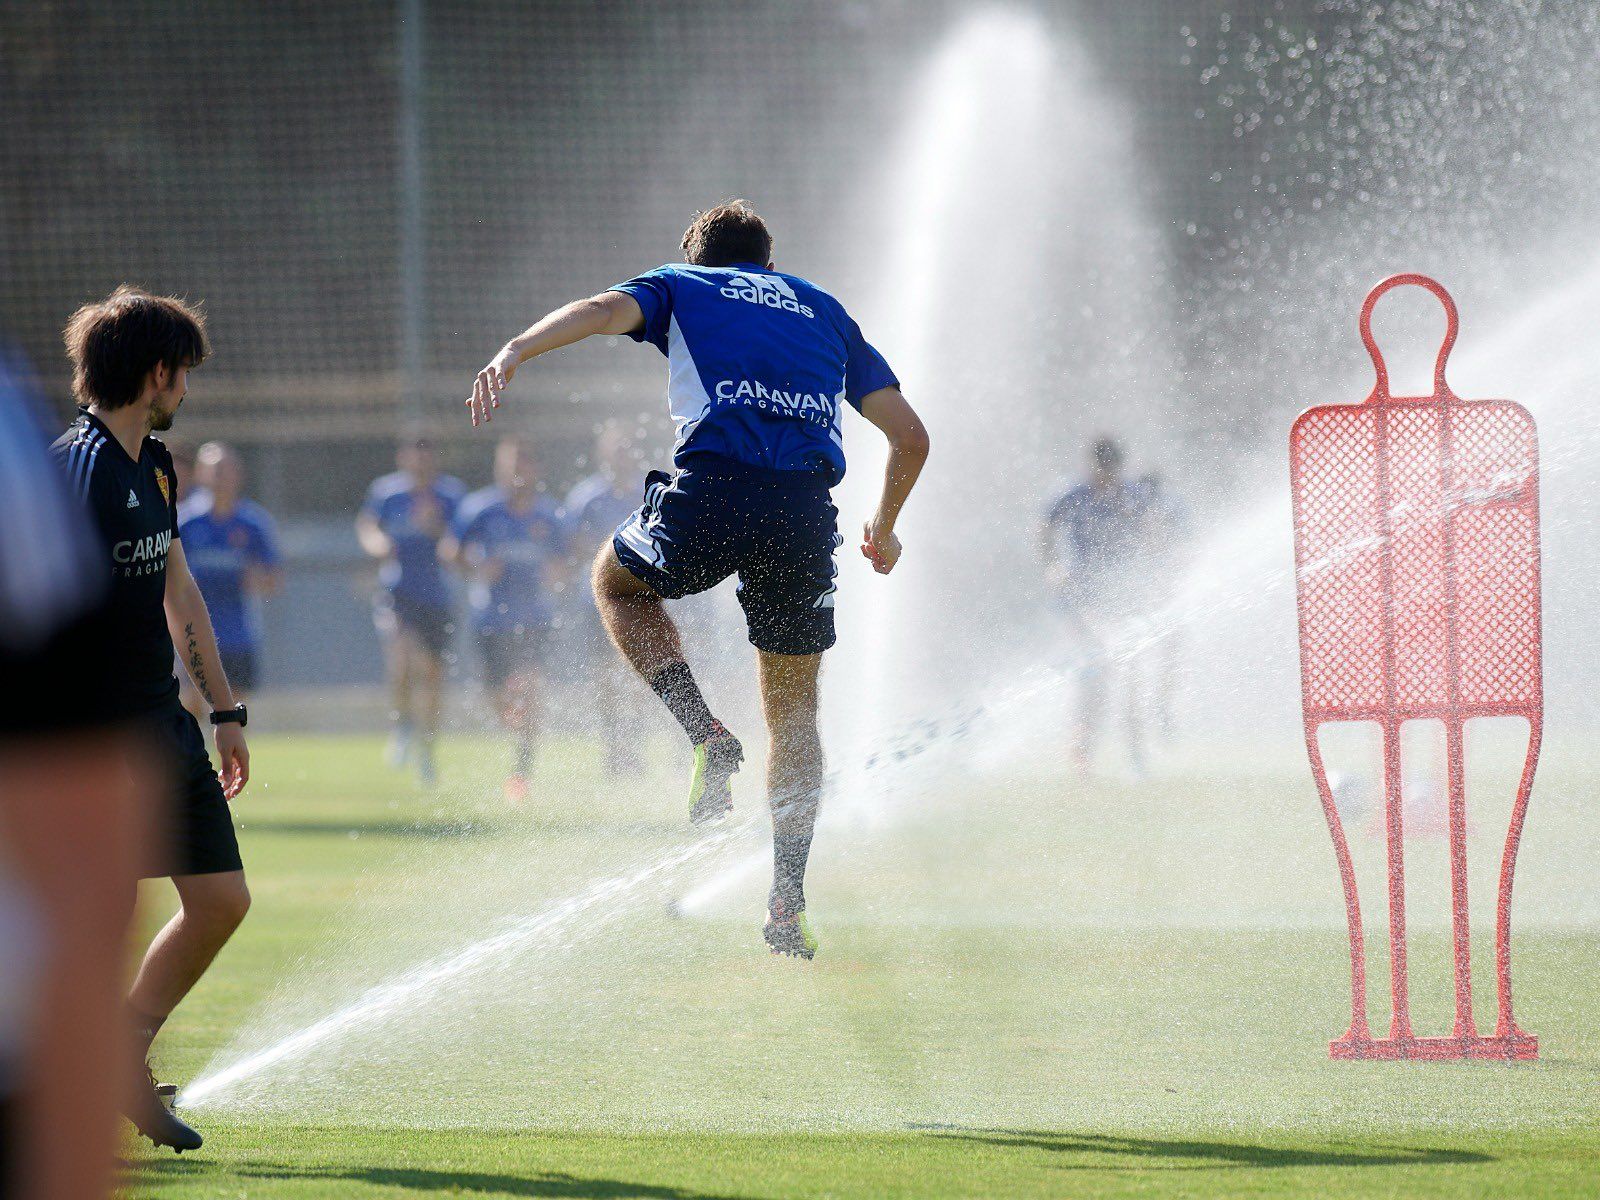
608;262;897;484
360;471;466;606
452;486;567;632
177;495;280;653
1045;481;1153;571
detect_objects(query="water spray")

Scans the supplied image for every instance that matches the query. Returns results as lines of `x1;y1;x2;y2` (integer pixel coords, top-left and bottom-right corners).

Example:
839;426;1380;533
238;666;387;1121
181;823;753;1110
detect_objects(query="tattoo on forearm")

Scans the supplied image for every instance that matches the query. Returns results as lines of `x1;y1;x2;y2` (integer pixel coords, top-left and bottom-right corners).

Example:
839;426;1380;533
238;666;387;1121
184;621;216;705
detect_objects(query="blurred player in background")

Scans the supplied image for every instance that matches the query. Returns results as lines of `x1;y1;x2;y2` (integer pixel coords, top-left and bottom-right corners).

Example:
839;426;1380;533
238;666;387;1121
469;201;929;960
443;434;567;803
1041;436;1153;774
1136;471;1189;744
51;288;253;1154
356;433;465;787
0;344;154;1199
564;418;651;775
177;442;282;720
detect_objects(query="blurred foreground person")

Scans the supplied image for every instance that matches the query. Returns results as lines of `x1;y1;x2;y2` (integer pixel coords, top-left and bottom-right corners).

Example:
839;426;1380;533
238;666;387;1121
564;419;651;775
1041;436;1154;774
178;442;282;719
0;346;154;1198
356;434;465;787
50;288;253;1154
469;201;929;959
443;435;567;803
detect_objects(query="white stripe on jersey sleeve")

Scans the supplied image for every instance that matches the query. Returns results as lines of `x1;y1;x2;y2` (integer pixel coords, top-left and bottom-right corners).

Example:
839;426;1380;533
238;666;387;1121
665;314;714;459
79;434;106;499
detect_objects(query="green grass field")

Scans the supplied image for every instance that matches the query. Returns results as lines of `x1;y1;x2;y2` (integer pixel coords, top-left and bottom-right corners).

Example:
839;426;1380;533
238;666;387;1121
120;729;1600;1198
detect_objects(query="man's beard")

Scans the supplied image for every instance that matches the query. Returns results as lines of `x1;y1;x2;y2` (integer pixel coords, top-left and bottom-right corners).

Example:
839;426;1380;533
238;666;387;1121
150;394;180;431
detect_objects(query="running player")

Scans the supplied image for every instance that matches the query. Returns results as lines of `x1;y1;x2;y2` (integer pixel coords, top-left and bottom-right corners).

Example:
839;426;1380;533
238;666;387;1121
1041;436;1153;773
442;434;566;802
177;442;282;715
468;201;929;959
356;434;465;786
50;287;251;1152
564;418;650;775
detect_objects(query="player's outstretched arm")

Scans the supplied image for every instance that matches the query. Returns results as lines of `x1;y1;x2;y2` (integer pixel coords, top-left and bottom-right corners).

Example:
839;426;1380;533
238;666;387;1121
165;540;250;798
858;386;930;574
468;292;645;426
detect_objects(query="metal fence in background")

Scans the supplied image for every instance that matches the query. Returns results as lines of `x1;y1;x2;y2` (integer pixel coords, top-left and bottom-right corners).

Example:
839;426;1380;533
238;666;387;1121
0;0;1396;693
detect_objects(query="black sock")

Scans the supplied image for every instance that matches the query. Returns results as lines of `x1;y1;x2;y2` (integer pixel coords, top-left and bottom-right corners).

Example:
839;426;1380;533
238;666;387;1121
129;1005;167;1058
514;734;533;776
772;832;814;914
648;661;722;745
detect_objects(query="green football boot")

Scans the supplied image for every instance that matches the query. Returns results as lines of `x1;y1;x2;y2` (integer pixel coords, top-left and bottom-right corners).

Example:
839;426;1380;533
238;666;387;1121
688;726;743;827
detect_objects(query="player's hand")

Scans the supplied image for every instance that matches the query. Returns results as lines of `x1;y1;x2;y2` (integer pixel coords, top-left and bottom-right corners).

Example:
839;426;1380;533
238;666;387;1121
468;346;520;427
214;723;250;800
862;520;902;574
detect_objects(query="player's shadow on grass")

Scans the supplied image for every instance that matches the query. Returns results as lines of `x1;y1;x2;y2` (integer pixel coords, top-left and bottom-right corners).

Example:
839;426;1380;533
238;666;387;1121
910;1126;1494;1170
128;1159;757;1199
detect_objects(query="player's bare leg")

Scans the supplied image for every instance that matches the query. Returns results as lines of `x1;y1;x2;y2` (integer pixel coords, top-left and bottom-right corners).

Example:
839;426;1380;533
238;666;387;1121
128;871;252;1025
502;668;539;803
592;544;741;823
758;649;822;958
412;634;443;786
125;870;250;1148
591;543;686;675
1073;658;1106;773
384;627;416;770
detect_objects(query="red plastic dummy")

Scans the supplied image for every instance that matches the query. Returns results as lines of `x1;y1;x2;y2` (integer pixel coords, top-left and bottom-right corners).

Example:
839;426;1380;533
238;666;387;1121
1290;274;1541;1059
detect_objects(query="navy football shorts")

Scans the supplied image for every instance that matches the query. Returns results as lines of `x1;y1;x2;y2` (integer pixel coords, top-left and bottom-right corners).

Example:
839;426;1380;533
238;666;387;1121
144;699;243;878
611;457;841;655
376;591;454;659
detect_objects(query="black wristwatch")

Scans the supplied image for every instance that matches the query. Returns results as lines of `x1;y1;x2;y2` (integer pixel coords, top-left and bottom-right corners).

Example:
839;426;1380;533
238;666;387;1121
209;704;248;728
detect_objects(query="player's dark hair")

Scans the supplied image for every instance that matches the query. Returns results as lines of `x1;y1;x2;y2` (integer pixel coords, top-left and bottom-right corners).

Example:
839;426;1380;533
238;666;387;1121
1092;437;1124;471
681;200;773;268
63;285;208;410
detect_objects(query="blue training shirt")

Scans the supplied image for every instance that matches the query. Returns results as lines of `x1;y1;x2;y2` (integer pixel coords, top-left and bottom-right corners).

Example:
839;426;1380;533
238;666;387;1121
452;486;567;633
608;262;897;484
1045;481;1153;573
360;471;466;607
177;495;281;654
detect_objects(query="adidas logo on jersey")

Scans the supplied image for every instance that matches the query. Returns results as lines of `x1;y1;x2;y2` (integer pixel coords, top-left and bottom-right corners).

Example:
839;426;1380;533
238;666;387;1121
719;271;815;318
126;489;141;508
